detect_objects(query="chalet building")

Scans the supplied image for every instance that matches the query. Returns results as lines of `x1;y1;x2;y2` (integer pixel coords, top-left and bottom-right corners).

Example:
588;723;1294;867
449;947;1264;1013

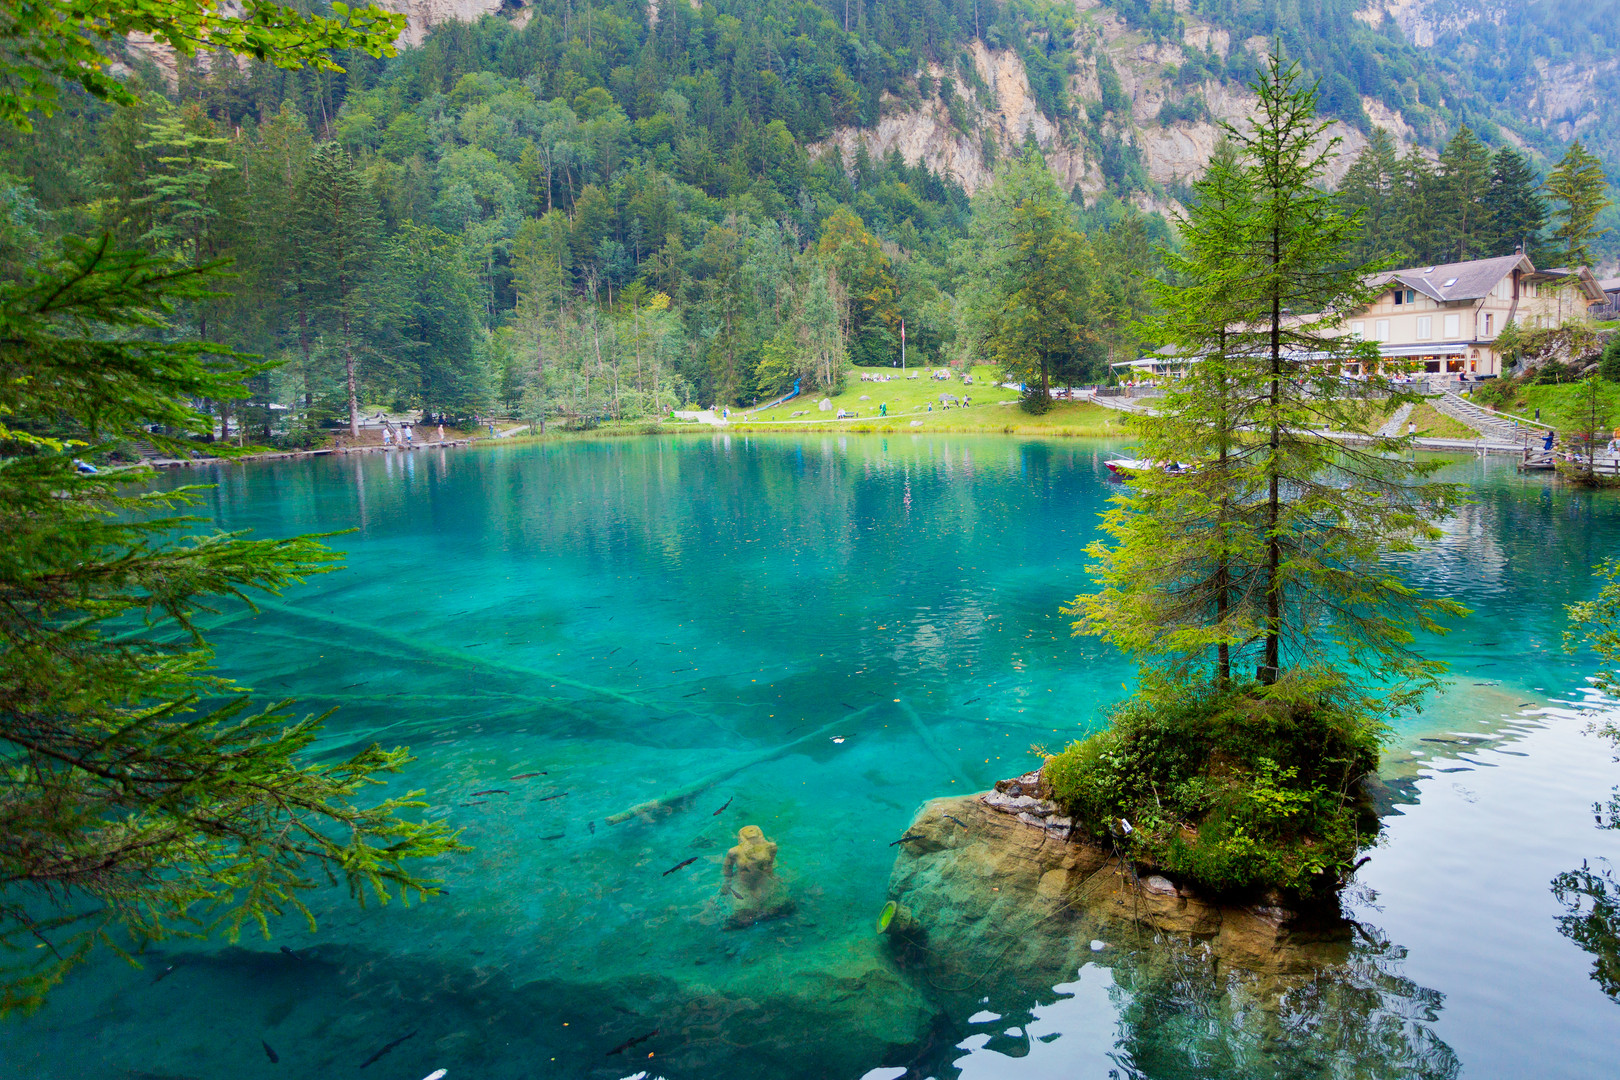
1594;277;1620;320
1334;253;1605;379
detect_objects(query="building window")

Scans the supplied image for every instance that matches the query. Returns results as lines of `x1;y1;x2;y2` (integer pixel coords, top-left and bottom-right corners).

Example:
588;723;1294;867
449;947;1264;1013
1374;319;1390;341
1393;291;1402;305
1417;316;1432;339
1484;313;1494;336
1351;321;1365;338
1443;314;1461;338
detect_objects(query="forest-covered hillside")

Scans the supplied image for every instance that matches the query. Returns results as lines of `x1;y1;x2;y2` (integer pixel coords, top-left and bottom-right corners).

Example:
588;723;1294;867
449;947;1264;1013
0;0;1611;428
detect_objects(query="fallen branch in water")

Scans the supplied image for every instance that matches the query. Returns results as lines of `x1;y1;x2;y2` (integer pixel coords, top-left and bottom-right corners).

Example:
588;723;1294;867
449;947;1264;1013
606;705;877;824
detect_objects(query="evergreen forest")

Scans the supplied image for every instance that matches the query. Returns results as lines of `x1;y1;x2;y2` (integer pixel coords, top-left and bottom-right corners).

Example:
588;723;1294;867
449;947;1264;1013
1;0;1612;432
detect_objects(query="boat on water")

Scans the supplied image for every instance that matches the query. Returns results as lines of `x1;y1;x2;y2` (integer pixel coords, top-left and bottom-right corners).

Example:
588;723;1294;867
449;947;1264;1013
1104;458;1194;477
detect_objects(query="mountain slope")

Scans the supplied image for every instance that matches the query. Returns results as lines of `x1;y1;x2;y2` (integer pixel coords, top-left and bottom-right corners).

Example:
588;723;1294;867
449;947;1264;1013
380;0;1615;265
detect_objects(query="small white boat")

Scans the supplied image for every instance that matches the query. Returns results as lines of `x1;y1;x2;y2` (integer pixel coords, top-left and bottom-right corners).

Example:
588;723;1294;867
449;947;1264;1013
1105;458;1193;477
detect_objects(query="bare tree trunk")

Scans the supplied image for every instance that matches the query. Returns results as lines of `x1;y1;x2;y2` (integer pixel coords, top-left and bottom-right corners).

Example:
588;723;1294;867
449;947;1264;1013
1215;327;1231;688
343;303;359;438
1263;241;1282;684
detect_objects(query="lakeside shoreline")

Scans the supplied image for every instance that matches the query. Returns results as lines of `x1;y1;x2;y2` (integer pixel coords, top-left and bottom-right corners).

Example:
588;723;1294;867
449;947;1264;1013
141;414;1549;470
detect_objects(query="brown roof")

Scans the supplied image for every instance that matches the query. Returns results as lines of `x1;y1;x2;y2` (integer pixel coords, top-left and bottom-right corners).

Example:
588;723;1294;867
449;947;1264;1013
1369;254;1531;303
1599;277;1620;293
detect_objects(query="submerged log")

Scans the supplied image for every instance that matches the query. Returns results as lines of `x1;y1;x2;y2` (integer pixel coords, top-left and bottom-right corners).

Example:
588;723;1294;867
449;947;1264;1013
606;706;877;824
895;698;972;787
256;599;665;713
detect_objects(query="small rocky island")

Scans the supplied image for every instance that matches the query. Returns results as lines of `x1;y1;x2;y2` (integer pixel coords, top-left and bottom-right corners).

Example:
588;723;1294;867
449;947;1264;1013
882;772;1356;986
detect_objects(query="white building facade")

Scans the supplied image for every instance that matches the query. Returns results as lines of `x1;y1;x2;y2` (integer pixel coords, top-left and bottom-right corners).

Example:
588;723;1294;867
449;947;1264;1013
1334;254;1604;379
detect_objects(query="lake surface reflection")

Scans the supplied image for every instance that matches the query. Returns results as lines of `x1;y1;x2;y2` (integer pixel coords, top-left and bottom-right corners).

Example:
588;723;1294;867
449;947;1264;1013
3;435;1618;1079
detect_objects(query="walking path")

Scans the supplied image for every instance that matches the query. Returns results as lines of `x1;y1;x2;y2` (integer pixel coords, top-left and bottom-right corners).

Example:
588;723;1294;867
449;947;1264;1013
673;409;729;426
1086;391;1534;455
1432;391;1552;444
1375;402;1413;438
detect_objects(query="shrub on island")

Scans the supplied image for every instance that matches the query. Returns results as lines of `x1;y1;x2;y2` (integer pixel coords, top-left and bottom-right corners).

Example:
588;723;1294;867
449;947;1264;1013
1044;673;1381;902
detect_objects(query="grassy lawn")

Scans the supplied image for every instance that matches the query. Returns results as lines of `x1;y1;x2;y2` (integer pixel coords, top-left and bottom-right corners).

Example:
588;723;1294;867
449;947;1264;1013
1462;380;1620;436
1406;401;1480;440
727;365;1122;436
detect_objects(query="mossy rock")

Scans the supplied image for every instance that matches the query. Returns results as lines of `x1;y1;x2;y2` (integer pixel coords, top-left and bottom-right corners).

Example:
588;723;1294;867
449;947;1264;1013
1043;679;1381;902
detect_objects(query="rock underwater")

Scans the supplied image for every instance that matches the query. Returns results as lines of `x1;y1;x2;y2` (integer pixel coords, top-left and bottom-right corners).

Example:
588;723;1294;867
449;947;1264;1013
722;824;795;928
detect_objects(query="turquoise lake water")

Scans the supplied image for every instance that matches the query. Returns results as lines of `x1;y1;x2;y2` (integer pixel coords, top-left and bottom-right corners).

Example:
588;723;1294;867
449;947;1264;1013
5;434;1620;1078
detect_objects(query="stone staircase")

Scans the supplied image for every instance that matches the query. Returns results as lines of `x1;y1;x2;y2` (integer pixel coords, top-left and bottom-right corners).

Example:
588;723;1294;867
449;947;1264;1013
1088;394;1153;416
1431;391;1549;447
1376;402;1413;438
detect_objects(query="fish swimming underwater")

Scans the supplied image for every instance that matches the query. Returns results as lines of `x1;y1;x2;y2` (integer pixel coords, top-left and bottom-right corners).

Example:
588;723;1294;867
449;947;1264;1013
359;1031;417;1069
662;857;699;876
606;1030;658;1056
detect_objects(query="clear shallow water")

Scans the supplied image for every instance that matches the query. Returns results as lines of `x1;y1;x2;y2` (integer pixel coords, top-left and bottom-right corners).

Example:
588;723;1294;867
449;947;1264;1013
4;435;1619;1079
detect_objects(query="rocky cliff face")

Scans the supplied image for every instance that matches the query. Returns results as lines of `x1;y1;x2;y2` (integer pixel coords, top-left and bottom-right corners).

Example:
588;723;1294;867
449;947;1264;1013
379;0;508;46
1358;0;1615;149
812;2;1418;214
374;0;1418;211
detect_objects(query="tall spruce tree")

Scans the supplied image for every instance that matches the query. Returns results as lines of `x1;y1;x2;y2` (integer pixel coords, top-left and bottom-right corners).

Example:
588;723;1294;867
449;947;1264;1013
296;142;379;435
1545;140;1613;268
1055;53;1468;903
1436;126;1492;263
1336;128;1401;266
1394;148;1444;265
1234;56;1464;688
1484;145;1547;259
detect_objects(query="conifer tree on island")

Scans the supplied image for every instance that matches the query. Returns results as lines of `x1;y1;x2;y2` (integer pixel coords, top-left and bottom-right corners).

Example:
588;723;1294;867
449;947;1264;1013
1055;55;1467;904
0;1;460;1013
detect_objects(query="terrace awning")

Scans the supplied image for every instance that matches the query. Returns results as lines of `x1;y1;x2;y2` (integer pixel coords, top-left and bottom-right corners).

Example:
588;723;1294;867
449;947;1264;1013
1374;343;1470;357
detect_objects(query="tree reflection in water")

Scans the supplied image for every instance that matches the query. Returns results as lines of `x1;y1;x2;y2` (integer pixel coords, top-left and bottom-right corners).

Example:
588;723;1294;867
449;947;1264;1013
1553;859;1620;1002
1102;930;1460;1080
1553;760;1620;1004
907;914;1461;1079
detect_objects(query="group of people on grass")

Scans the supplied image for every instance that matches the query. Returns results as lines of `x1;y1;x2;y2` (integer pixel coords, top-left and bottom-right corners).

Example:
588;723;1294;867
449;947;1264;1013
374;420;447;448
